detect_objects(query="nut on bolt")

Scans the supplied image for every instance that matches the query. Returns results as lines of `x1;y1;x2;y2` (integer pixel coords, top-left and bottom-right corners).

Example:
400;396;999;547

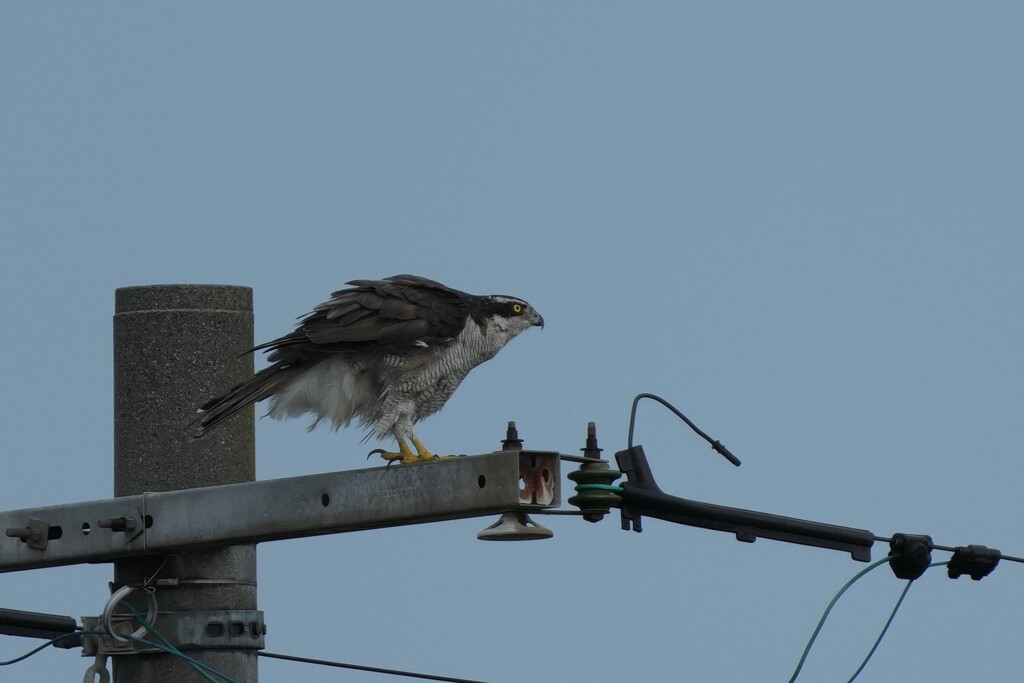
5;518;51;549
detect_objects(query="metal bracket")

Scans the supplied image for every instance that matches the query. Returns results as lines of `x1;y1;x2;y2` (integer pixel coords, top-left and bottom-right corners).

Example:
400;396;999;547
164;609;265;650
81;616;158;656
518;451;558;506
82;610;265;655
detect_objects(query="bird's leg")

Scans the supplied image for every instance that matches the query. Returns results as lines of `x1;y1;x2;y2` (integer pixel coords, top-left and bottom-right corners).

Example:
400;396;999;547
410;434;435;459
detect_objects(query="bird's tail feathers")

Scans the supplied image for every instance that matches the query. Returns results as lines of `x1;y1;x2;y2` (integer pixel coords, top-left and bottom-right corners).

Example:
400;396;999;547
195;364;297;436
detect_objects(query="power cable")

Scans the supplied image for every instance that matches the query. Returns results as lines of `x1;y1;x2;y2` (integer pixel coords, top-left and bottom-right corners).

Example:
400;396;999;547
123;600;237;683
124;635;238;683
0;611;236;683
845;579;914;683
258;650;499;683
791;559;954;683
788;556;892;682
0;631;101;667
845;562;949;683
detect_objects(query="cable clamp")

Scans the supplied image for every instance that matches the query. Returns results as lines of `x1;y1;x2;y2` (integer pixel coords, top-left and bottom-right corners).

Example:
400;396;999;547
948;545;1001;581
888;533;933;580
83;609;266;656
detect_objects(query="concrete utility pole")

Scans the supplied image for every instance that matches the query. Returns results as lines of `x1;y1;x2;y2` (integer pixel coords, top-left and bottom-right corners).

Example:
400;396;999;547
113;285;257;682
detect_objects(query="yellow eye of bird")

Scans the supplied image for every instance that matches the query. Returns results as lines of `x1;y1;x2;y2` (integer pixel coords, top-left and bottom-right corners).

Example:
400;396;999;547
512;303;523;314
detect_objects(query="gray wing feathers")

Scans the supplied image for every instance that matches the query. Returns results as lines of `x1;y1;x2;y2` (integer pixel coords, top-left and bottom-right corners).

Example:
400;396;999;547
283;275;469;351
195;275;473;435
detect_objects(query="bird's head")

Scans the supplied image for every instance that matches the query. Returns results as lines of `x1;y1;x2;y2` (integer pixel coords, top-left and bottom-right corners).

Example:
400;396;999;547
477;295;544;337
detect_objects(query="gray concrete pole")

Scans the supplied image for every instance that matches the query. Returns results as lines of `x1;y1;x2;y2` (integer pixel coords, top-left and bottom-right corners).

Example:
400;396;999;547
113;285;257;682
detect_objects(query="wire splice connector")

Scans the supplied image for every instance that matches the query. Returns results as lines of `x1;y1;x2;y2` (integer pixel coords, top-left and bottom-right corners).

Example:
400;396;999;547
948;545;1001;581
888;534;934;580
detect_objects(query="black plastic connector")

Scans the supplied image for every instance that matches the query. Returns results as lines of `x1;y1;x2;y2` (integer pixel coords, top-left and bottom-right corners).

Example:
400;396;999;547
614;445;876;560
0;607;80;646
888;533;934;580
948;545;1001;581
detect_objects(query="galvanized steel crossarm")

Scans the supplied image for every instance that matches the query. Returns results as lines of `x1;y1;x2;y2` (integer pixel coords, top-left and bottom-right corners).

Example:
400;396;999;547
0;450;560;573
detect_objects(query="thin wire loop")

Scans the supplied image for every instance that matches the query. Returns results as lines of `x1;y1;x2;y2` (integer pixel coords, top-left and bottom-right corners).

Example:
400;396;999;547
102;586;157;643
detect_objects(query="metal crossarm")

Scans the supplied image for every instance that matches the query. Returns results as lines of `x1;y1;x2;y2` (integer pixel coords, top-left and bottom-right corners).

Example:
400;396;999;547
0;450;560;573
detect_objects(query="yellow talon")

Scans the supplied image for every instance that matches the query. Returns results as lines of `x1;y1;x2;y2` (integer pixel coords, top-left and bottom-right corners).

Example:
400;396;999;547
369;435;457;464
369;437;418;464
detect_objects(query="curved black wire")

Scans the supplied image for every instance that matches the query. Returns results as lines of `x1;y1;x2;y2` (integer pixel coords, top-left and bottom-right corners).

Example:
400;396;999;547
0;631;101;667
627;393;741;466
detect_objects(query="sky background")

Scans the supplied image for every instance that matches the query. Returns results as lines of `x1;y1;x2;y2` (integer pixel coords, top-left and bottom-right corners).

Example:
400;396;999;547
2;3;1023;681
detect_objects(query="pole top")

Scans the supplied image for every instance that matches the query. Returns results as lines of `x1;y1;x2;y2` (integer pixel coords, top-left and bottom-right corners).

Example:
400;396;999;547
115;285;252;314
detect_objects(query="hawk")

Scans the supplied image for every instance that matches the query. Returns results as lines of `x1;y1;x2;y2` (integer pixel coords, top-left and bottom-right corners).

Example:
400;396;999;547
196;274;544;463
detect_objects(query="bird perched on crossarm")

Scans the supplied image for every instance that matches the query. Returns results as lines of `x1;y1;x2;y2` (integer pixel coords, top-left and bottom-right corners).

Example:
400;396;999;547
196;274;543;464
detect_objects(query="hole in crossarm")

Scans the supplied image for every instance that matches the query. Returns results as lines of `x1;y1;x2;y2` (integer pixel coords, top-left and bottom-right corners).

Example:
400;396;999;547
321;493;330;507
144;515;153;528
478;475;486;488
81;523;91;536
47;526;63;540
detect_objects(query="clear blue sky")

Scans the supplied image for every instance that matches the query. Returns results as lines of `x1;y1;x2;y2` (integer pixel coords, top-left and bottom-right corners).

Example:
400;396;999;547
2;3;1023;681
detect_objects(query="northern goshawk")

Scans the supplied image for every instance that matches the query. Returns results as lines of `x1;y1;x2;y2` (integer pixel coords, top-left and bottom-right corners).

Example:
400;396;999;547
196;274;543;463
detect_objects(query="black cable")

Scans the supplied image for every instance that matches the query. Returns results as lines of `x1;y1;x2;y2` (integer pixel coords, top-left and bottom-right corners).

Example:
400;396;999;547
874;537;1024;567
258;651;499;683
0;631;102;667
627;393;741;466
